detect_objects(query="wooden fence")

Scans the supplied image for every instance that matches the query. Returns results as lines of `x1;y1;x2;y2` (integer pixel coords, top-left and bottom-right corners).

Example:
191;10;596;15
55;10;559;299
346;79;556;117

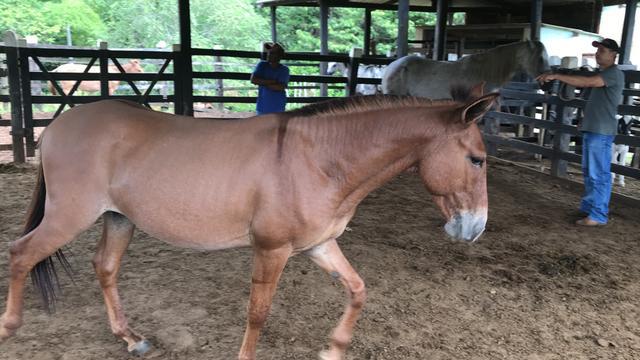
0;31;392;162
485;69;640;179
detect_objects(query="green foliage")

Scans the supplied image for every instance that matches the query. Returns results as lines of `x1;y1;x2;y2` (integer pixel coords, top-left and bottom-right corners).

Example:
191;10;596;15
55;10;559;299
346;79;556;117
85;0;178;48
0;0;105;45
2;1;466;53
191;0;270;50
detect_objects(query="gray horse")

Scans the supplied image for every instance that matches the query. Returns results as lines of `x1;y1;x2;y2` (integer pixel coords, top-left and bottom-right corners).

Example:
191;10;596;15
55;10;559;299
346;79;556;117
327;62;385;95
382;40;549;98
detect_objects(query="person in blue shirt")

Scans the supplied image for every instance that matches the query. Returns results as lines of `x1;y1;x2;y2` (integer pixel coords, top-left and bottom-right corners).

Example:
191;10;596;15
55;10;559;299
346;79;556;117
250;43;290;115
537;38;625;227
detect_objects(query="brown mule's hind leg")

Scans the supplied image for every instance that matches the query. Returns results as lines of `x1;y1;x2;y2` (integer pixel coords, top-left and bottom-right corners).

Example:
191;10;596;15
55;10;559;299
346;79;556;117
0;212;98;341
92;212;150;356
305;239;367;360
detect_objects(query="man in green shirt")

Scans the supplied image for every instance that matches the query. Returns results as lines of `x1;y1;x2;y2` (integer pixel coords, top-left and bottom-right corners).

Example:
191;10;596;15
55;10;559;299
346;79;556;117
537;38;624;226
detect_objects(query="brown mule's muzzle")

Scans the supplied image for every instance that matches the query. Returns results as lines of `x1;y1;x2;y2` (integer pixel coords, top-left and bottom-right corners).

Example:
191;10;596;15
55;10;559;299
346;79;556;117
444;208;487;242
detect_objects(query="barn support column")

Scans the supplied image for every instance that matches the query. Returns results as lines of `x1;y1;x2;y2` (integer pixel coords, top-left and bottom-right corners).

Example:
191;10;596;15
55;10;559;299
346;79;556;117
270;6;278;43
530;0;543;42
593;1;604;33
178;0;193;116
320;0;329;96
397;0;409;57
433;0;448;60
364;9;372;56
619;0;637;65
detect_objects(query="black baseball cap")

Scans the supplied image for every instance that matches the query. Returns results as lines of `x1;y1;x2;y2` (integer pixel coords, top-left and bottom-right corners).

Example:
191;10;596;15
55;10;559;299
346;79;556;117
592;38;620;52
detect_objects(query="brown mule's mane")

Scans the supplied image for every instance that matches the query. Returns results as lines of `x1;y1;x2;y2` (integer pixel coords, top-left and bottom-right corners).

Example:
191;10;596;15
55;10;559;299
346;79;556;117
284;95;459;119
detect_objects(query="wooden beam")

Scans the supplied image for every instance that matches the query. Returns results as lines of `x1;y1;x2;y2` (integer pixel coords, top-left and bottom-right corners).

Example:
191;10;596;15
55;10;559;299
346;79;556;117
260;2;496;12
619;0;637;65
397;0;409;57
433;0;448;60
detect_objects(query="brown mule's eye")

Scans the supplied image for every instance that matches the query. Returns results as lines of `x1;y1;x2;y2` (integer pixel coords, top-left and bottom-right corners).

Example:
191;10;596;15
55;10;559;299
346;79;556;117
469;156;484;168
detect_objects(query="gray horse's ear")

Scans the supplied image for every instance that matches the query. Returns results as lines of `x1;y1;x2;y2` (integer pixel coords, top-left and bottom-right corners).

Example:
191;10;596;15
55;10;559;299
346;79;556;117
460;93;499;125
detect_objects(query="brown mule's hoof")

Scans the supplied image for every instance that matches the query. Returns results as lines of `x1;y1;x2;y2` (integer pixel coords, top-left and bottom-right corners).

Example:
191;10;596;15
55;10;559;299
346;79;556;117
0;327;11;342
0;318;19;341
128;339;152;357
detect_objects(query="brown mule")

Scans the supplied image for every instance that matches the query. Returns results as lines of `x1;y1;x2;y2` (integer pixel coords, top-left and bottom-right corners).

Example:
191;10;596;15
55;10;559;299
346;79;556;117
1;85;497;359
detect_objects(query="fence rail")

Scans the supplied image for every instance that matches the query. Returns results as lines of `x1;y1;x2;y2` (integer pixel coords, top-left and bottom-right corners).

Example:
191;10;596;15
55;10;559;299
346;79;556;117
484;72;640;181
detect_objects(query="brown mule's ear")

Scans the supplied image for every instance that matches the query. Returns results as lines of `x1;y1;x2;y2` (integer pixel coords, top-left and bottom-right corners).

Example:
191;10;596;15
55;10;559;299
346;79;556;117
468;81;486;98
460;92;499;125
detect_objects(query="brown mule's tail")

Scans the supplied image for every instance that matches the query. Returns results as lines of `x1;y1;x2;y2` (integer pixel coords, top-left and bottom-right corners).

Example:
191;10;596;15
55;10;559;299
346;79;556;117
25;163;73;313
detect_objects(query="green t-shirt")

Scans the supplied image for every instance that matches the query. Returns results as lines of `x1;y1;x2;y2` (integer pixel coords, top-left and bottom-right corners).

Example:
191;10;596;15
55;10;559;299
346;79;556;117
581;65;624;135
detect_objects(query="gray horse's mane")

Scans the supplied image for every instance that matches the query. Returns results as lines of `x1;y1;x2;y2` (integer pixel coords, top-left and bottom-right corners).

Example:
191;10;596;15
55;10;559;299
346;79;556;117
460;40;542;85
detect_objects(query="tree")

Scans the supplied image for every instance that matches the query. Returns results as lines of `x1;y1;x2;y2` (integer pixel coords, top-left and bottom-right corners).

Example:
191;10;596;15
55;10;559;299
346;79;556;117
0;0;105;46
84;0;269;50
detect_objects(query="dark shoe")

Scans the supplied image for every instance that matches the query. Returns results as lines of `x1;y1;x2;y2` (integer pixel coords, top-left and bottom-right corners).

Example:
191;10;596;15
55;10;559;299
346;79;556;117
575;217;606;227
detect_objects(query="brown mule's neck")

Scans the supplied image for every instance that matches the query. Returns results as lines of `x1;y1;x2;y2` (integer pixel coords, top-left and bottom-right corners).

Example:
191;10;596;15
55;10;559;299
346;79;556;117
291;105;452;215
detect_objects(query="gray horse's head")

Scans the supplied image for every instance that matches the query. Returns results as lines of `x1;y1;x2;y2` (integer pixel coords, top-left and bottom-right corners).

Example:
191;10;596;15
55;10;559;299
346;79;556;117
520;40;550;76
326;62;347;76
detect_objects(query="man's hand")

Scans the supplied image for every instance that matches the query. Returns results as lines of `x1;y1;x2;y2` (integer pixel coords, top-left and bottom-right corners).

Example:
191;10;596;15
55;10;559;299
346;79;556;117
536;72;556;84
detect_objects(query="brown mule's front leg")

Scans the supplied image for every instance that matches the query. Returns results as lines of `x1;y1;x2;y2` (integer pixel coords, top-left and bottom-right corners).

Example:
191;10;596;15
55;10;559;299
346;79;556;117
237;245;292;360
92;212;150;356
305;239;366;360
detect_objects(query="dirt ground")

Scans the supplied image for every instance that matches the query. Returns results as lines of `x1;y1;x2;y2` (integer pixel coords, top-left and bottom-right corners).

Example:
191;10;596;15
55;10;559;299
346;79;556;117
1;157;640;360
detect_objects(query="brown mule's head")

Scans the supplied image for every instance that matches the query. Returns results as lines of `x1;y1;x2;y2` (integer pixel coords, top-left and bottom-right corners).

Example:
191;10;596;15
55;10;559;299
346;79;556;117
417;88;498;242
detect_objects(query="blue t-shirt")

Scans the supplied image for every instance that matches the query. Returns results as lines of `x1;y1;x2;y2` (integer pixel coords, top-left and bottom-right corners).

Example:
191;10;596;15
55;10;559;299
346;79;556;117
581;65;624;135
252;61;290;114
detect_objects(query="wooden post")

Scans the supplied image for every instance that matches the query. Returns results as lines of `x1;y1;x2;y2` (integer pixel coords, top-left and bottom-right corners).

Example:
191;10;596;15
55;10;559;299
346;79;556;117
397;0;409;57
550;103;570;177
173;44;184;115
213;45;224;111
178;0;194;115
484;113;500;156
347;48;362;96
619;0;637;65
4;31;25;163
26;35;42;113
18;38;35;157
270;6;278;43
99;42;109;98
319;0;329;97
0;49;7;115
364;9;372;56
530;0;543;42
433;0;448;60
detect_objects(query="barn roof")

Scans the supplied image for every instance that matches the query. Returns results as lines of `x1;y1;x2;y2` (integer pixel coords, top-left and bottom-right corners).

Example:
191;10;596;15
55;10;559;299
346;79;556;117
256;0;627;9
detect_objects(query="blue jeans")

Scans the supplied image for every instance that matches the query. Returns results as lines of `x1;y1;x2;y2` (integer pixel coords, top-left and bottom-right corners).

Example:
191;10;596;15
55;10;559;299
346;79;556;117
580;132;615;223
